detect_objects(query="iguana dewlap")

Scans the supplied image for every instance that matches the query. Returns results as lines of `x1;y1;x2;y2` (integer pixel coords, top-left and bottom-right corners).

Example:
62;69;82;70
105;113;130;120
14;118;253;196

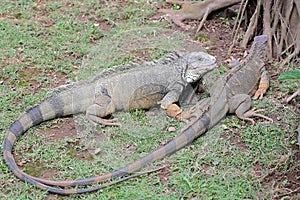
3;51;217;193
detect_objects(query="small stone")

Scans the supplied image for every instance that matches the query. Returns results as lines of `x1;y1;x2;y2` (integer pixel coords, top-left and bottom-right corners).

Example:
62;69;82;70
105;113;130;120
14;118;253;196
17;160;26;166
94;148;101;155
168;127;176;132
221;124;228;130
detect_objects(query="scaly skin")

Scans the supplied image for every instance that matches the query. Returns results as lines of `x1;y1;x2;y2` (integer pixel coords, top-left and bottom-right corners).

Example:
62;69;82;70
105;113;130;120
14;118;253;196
3;36;272;194
181;35;273;128
38;35;271;194
2;51;217;194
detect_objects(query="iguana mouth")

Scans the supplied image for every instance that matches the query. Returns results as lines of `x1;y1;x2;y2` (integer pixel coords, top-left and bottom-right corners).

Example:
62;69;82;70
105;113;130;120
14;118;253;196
185;68;215;83
182;52;217;83
185;64;218;83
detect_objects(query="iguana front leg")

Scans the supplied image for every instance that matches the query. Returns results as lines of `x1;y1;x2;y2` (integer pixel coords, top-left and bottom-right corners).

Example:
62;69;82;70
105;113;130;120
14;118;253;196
86;95;121;126
253;69;270;99
161;89;182;109
161;79;188;109
161;84;186;119
229;94;273;125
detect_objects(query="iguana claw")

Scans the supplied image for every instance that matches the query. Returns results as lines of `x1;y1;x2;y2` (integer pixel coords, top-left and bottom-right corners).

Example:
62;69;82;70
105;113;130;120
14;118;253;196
89;116;121;126
165;104;195;123
165;104;182;118
243;108;273;125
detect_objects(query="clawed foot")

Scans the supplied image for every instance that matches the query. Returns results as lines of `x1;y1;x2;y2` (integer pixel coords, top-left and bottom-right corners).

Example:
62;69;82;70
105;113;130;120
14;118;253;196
89;116;121;126
165;104;195;123
176;108;195;123
165;104;182;118
253;88;268;100
243;108;273;125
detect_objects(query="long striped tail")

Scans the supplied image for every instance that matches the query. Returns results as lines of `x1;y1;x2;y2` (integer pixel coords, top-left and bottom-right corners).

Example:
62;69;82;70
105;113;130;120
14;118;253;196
3;105;210;194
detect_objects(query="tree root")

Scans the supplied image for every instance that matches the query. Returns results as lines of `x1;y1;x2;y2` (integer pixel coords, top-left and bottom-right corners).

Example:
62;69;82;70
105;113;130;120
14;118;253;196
232;0;300;63
160;0;299;62
285;88;300;103
160;0;241;31
241;0;262;48
229;0;248;54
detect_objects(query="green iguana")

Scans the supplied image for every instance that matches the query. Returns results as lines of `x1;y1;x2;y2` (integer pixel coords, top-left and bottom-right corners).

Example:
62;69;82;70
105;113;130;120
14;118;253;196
3;35;273;194
3;36;272;194
2;51;217;194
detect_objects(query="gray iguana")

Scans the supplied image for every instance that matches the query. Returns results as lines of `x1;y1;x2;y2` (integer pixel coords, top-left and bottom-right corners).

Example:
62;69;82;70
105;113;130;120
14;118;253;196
3;35;272;194
3;51;217;193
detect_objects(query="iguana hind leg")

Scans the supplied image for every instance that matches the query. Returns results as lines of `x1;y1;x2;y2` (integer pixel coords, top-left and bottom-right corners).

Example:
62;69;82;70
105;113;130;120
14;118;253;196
242;108;273;124
86;96;120;126
229;94;273;125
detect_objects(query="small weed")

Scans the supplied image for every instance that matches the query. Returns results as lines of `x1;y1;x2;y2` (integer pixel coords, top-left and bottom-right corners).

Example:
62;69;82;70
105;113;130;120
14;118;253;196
220;17;230;26
173;4;181;10
219;63;229;75
194;33;208;42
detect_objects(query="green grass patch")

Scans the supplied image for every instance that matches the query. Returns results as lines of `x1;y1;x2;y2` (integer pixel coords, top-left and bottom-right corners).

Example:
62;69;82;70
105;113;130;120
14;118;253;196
1;0;299;199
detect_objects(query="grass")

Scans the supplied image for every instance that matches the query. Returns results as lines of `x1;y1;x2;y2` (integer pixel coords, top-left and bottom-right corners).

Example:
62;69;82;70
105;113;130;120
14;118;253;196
0;0;299;199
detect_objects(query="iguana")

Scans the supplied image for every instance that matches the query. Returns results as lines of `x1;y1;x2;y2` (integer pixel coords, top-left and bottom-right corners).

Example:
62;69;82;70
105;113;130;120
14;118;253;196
3;35;272;194
2;51;217;194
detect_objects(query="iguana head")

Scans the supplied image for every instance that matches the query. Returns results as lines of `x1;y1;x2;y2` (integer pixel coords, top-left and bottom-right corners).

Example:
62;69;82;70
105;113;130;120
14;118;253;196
249;34;268;61
182;52;217;83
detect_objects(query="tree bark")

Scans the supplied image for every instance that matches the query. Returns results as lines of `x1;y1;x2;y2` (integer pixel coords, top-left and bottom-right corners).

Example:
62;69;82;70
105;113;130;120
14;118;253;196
160;0;300;62
233;0;300;63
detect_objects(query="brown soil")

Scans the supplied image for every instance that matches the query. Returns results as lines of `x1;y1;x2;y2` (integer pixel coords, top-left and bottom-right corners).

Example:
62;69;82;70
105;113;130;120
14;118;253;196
40;118;77;141
263;147;300;199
